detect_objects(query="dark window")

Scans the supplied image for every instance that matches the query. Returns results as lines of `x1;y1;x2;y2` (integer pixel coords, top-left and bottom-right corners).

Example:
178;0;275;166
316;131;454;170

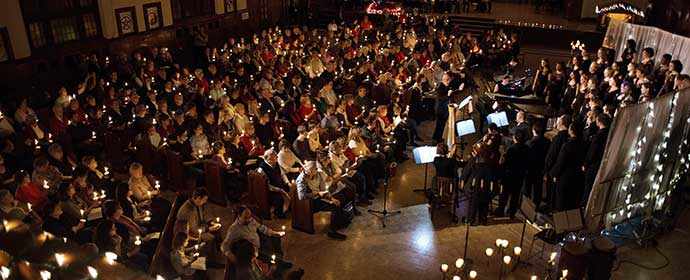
21;0;101;49
83;13;98;37
50;17;79;43
171;0;215;20
29;22;48;48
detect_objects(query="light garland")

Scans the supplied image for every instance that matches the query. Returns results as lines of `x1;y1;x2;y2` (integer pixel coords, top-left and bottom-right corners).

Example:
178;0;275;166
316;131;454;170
496;19;565;30
595;3;646;18
608;93;683;228
366;3;403;17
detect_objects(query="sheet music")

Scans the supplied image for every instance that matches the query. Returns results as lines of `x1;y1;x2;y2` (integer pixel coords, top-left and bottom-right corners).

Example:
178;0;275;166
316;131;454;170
412;146;438;164
553;209;583;234
458;95;472;109
87;207;102;221
519;196;537;222
144;232;161;241
456;119;476;137
191;257;206;270
487;111;509;127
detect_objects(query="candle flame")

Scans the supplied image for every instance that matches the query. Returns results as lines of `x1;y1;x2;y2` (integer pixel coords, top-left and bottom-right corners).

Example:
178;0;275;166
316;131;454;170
87;266;98;278
104;252;118;265
55;253;66;267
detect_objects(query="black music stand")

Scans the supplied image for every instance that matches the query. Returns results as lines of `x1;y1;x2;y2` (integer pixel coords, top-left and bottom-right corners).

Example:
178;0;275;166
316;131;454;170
513;195;538;271
368;165;401;228
412;146;437;193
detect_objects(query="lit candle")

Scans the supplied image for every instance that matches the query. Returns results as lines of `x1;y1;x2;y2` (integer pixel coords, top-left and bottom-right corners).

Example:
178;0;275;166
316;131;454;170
271;254;276;264
1;266;11;279
440;263;448;273
104;252;118;265
485;248;494;257
27;203;32;212
39;270;51;280
87;266;98;279
513;246;522;256
455;258;464;269
469;270;477;279
54;253;66;267
503;255;511;264
134;235;142;246
43;180;49;190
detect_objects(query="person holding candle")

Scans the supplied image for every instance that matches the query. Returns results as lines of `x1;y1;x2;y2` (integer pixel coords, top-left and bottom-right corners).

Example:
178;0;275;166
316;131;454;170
228;239;275;280
31;157;64;192
258;149;292;219
81;155;107;188
176;188;221;243
93;220;149;271
221;206;292;269
114;183;155;227
277;139;303;180
42;200;82;240
56;183;92;232
14;170;48;213
296;161;348;240
190;124;212;159
0;189;28;221
211;142;245;201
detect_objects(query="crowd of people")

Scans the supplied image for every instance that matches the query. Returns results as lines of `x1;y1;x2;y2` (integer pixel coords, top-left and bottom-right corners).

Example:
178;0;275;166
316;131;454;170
0;12;514;279
0;5;688;279
457;37;690;225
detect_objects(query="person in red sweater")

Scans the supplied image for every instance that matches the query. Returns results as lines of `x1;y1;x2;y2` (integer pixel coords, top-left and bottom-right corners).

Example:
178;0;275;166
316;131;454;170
297;96;318;124
14;170;48;213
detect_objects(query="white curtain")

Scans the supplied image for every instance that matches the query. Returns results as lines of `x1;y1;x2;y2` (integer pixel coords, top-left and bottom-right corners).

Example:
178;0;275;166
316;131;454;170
604;20;690;74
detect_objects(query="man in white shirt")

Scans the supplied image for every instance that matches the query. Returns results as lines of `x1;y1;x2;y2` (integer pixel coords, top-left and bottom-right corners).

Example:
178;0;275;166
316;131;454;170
296;161;347;240
221;206;292;268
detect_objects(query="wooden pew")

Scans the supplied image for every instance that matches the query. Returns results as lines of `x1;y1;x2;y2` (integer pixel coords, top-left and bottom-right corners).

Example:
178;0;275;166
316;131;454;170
148;193;187;278
290;185;315;234
247;170;271;220
134;138;159;177
204;161;227;207
104;130;129;172
165;150;194;192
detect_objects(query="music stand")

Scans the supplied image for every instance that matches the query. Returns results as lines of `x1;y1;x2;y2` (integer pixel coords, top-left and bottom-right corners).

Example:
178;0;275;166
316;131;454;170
412;146;437;193
456;119;476;137
546;117;558;131
368;164;401;228
487;111;509;127
513;196;538;271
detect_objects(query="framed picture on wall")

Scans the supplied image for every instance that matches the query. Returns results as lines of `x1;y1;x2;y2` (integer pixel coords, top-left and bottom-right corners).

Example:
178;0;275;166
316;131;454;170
225;0;235;13
237;0;247;11
0;27;13;62
115;6;138;36
143;2;163;30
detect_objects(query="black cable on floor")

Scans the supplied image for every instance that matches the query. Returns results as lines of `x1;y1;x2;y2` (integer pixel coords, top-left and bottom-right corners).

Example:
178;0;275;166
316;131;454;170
612;246;670;272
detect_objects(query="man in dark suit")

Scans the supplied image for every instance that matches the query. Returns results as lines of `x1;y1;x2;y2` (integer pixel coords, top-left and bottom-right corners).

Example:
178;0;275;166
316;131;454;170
432;72;452;143
510;110;530;137
524;122;550;209
582;114;610;207
496;129;529;218
258;149;291;218
542;114;570;212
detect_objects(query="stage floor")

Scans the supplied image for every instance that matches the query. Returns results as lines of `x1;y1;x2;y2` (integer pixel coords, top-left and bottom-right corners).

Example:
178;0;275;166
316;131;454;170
432;2;598;33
